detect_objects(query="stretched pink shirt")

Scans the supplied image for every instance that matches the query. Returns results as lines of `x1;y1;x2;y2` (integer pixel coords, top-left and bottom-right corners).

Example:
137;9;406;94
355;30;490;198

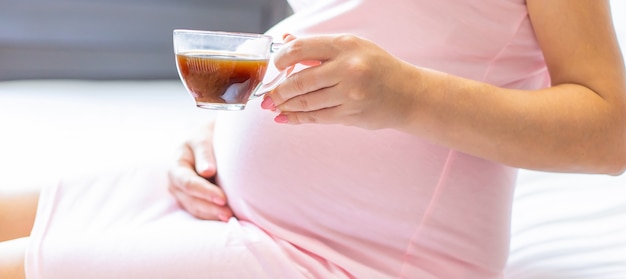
214;0;549;278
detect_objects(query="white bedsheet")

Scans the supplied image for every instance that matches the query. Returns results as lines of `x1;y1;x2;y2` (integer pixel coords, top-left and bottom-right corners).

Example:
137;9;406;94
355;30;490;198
0;80;215;190
507;171;626;278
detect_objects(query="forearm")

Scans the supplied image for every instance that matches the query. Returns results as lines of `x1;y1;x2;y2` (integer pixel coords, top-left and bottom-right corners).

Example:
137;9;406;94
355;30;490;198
397;65;626;175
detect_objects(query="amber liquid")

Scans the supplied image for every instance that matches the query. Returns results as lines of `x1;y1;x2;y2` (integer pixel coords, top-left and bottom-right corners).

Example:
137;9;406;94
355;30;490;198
176;51;269;107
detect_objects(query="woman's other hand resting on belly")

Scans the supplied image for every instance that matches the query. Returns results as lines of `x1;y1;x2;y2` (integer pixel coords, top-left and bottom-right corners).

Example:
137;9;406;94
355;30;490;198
167;120;233;221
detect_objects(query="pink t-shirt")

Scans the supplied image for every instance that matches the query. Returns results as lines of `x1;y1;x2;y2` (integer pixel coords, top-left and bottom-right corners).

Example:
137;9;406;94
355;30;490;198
214;0;548;278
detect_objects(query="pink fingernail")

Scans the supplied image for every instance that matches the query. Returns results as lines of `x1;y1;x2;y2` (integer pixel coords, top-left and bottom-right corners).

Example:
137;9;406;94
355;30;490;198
261;96;275;110
218;214;230;222
213;197;226;206
274;114;288;124
198;164;215;176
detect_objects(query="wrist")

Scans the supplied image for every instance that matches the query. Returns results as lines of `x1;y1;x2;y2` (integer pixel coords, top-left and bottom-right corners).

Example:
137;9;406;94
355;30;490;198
389;62;431;133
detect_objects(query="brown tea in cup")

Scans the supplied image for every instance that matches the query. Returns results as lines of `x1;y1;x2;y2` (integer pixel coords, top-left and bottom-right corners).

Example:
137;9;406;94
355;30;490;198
174;29;289;110
176;51;269;109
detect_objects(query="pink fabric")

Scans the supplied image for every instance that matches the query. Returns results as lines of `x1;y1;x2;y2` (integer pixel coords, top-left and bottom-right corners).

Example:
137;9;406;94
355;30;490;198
26;0;550;278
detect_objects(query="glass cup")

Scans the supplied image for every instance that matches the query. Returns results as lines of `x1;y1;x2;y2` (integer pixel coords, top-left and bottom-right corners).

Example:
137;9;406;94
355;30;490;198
173;29;291;111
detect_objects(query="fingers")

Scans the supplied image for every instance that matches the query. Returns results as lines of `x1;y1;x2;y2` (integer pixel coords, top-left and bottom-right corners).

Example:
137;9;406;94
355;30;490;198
277;86;342;112
273;35;340;70
168;157;226;201
188;122;217;178
264;34;389;127
190;139;216;178
281;34;321;67
282;33;296;43
167;161;232;220
169;186;233;221
167;123;233;221
274;106;344;125
263;60;341;110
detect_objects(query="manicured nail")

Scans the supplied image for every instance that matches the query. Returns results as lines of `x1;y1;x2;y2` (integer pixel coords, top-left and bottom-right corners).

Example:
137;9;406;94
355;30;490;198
218;214;230;222
274;114;288;124
261;96;275;110
198;163;214;175
212;197;226;206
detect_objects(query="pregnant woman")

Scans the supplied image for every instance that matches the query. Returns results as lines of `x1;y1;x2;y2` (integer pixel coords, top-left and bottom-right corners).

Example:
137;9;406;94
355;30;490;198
2;0;625;278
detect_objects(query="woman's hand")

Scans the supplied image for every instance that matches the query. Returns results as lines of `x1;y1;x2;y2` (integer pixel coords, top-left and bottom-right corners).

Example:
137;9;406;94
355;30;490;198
167;121;233;221
261;34;419;130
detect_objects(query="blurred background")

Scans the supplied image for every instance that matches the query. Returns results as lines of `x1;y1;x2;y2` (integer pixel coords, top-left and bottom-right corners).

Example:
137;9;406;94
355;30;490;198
0;0;290;80
0;1;624;81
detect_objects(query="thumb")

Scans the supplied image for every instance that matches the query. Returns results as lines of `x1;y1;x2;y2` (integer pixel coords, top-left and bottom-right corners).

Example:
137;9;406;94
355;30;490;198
192;141;217;178
282;33;297;43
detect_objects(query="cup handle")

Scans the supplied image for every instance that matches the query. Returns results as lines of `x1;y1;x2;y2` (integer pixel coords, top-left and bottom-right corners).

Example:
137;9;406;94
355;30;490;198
252;42;294;97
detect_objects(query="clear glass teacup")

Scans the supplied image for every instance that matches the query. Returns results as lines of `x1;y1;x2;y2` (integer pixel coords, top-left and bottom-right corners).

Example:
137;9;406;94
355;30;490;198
173;29;290;111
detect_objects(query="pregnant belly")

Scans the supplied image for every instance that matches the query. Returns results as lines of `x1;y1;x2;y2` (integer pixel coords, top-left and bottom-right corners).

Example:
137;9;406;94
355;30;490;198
212;103;516;277
213;102;444;240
